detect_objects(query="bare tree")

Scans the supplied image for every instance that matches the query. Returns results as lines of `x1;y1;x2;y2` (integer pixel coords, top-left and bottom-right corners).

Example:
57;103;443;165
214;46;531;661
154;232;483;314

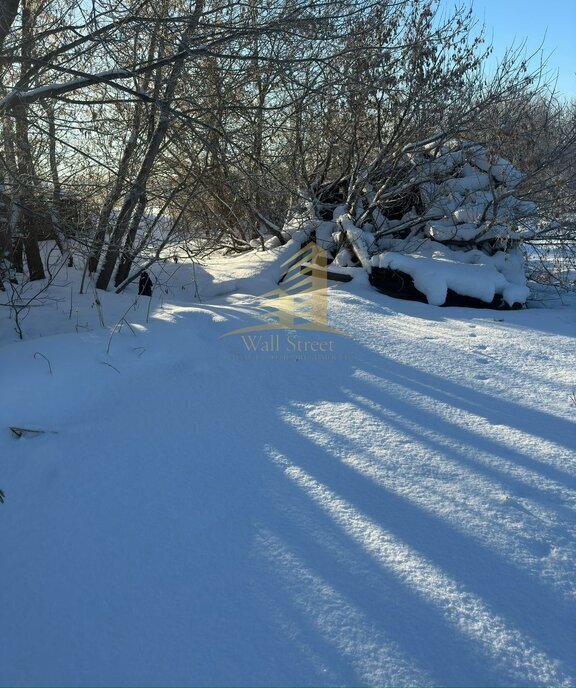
0;0;573;303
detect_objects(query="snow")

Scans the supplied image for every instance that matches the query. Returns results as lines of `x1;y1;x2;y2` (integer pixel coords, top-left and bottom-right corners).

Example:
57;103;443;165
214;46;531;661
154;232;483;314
451;204;489;224
376;252;503;305
400;142;529;239
425;220;484;242
333;247;354;267
313;221;337;251
334;207;373;273
264;236;281;249
491;160;524;187
1;248;575;686
372;207;390;233
439;170;491;196
423;192;464;219
373;240;530;306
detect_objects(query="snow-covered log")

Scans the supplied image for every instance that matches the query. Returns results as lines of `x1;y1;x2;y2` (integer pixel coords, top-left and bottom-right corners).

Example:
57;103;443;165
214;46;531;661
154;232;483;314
334;206;372;273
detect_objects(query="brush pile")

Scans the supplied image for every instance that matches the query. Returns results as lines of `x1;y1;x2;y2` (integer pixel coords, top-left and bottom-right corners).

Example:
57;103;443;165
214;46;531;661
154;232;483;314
282;139;537;308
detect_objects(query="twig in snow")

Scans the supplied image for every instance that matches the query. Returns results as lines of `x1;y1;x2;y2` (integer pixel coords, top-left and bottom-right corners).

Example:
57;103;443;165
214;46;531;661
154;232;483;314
107;298;139;354
100;361;121;373
34;352;53;375
10;426;56;438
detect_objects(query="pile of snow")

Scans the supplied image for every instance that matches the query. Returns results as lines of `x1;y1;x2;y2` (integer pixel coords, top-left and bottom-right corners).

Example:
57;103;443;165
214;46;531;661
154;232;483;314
279;139;537;307
372;240;530;307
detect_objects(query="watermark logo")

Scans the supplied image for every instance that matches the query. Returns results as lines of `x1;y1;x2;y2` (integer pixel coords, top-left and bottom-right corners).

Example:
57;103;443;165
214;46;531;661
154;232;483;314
222;242;348;359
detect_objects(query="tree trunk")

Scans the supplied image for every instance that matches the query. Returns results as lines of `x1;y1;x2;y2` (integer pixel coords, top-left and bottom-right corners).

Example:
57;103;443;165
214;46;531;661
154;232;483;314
13;0;45;280
96;0;205;291
43;102;73;266
11;236;23;273
114;192;147;287
95;119;168;290
0;0;18;49
22;214;44;280
2;105;18;270
87;103;144;273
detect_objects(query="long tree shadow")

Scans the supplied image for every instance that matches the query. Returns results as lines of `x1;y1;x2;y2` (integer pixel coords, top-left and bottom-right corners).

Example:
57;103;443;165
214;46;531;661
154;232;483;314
344;386;576;525
256;455;551;686
221;313;575;684
348;345;576;456
264;412;575;664
153;288;576;685
100;294;576;685
344;370;576;496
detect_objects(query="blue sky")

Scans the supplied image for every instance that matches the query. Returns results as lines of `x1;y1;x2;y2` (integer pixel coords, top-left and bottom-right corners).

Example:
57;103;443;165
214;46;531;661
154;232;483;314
443;0;575;98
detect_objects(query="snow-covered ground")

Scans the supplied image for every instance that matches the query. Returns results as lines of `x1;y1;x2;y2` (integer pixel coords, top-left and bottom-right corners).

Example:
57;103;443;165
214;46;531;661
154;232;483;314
1;248;575;686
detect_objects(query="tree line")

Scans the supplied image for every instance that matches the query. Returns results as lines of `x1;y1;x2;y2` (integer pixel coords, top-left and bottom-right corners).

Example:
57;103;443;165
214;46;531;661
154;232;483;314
0;0;574;300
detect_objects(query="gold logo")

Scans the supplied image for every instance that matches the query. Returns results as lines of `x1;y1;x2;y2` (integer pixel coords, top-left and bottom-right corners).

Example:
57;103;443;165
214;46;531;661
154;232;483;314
222;242;348;347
